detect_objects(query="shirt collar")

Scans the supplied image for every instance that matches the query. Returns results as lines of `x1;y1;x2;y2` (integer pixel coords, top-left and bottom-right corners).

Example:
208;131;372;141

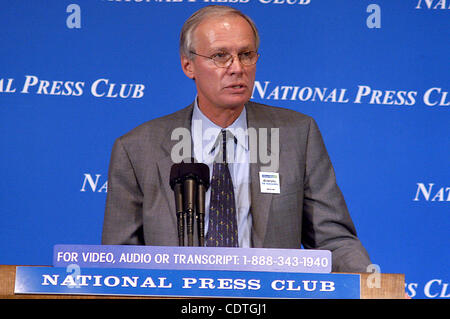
192;97;249;152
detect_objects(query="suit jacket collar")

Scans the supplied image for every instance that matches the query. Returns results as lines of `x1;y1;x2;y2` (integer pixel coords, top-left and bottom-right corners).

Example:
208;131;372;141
160;103;194;157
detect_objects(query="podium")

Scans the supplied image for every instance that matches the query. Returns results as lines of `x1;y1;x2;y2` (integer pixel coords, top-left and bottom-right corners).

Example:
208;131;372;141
0;265;404;299
0;245;405;299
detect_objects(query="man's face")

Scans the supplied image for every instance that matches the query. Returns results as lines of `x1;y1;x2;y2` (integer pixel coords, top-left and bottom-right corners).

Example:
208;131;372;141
181;15;257;112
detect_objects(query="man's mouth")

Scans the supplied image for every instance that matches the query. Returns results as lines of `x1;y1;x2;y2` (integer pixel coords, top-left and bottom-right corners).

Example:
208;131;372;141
226;84;246;89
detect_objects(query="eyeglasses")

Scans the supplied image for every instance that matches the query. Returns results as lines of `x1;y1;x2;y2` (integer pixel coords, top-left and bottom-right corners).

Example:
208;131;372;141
189;50;260;68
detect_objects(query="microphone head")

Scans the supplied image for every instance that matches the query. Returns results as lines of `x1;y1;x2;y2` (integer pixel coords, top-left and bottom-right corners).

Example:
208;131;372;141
179;163;210;190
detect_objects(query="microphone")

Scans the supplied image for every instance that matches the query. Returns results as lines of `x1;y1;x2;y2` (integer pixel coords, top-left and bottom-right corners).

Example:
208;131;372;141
178;162;210;246
179;163;198;247
170;161;210;247
195;164;210;247
169;164;184;246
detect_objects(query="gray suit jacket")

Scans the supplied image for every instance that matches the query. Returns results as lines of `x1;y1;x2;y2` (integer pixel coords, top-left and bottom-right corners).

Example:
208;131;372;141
102;101;371;272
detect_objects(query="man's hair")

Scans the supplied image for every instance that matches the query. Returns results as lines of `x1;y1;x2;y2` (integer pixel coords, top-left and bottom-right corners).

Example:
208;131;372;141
179;5;260;59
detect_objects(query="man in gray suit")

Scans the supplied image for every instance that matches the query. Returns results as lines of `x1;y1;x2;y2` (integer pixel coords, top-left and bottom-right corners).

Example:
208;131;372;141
102;5;371;272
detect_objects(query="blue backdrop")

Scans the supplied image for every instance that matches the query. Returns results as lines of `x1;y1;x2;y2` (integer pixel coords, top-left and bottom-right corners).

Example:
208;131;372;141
0;0;448;299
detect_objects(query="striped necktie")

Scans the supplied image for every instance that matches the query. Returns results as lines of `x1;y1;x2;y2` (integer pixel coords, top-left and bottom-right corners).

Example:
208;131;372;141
206;130;239;247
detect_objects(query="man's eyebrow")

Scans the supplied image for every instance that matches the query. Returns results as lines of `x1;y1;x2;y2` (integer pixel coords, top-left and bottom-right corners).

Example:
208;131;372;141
209;47;228;52
209;45;254;52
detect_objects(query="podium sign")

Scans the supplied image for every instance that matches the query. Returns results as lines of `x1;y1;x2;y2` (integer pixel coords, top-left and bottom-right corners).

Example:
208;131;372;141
15;266;361;299
14;245;363;299
53;245;332;273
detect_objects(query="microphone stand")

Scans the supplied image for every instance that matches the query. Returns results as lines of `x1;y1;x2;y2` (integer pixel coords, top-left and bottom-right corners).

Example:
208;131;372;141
171;162;209;247
174;182;185;246
183;176;196;246
196;182;206;247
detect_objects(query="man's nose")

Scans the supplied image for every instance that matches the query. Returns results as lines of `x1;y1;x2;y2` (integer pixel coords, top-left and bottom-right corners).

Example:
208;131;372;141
227;55;244;74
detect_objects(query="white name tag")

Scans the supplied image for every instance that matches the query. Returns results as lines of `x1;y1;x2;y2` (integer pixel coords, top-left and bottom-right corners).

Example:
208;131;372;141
259;172;280;194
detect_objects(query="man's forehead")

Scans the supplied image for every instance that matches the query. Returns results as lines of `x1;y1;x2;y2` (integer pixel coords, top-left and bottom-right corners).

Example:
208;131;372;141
197;13;249;28
194;15;256;49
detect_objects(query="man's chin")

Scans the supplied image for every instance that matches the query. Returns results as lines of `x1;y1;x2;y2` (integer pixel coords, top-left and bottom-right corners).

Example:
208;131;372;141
221;95;250;109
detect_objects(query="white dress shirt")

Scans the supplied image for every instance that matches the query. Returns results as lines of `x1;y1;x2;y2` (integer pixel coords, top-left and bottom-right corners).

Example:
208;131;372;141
191;99;252;247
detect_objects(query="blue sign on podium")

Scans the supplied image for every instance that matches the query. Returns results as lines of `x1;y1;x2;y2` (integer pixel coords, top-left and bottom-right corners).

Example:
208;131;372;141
14;245;361;298
53;245;332;273
15;266;361;299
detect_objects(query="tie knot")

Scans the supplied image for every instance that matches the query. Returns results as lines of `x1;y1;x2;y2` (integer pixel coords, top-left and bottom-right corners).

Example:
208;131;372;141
220;130;235;164
209;130;237;164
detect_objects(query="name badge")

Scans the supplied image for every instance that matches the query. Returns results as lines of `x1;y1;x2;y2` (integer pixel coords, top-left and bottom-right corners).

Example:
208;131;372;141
259;172;280;194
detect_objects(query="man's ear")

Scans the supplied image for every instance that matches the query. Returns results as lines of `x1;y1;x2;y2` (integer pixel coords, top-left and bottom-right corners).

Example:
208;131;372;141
181;55;195;80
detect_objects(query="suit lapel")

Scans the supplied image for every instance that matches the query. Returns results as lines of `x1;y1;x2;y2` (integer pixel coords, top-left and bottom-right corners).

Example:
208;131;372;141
157;155;177;225
246;103;277;248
